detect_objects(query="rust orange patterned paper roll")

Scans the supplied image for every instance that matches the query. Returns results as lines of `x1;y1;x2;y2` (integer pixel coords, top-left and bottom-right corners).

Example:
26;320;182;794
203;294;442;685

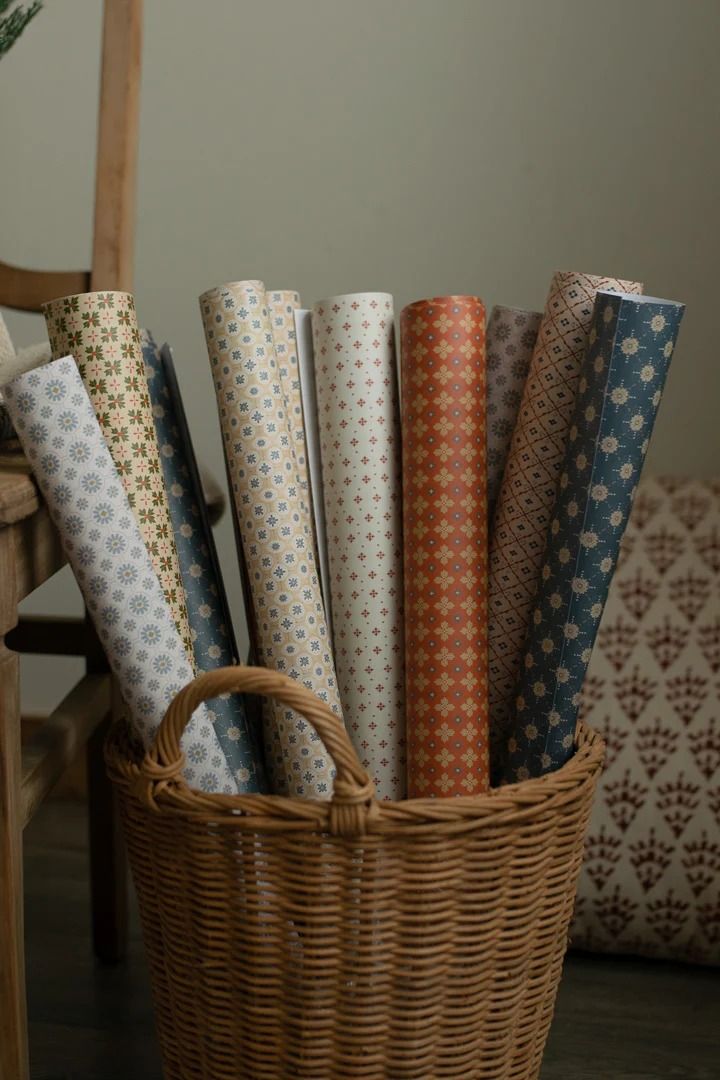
401;296;489;797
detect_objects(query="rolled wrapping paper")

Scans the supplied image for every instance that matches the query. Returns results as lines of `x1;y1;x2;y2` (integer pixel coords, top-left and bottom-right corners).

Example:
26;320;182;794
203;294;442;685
401;296;489;797
42;291;193;658
488;271;643;755
503;292;685;782
311;293;405;800
3;357;241;794
294;308;333;636
266;290;311;499
485;305;541;519
0;312;14;369
159;342;239;660
141;331;267;793
200;280;342;799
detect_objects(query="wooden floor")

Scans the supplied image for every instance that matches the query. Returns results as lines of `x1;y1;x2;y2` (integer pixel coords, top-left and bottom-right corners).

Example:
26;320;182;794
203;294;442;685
23;799;719;1080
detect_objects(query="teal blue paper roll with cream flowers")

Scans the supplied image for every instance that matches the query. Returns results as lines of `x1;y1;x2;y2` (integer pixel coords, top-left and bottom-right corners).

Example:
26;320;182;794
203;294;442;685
142;331;267;793
502;291;685;782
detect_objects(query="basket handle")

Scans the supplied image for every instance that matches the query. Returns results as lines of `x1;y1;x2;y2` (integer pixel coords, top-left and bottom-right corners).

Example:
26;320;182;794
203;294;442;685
145;665;378;835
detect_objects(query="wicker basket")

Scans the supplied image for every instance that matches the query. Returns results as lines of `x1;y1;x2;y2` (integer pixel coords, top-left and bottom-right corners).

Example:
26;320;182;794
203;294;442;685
106;665;604;1080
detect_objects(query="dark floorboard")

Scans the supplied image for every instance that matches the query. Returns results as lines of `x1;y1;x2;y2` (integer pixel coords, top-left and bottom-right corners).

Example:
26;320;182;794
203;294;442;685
23;800;719;1079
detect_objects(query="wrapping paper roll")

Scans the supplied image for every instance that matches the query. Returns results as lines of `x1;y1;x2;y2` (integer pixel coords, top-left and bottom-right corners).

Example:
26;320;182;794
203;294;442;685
295;308;333;636
200;280;342;798
312;293;405;800
503;292;685;781
488;271;643;754
266;290;311;499
43;291;193;657
401;296;489;797
142;331;266;793
0;339;54;447
485;305;541;519
4;357;240;794
0;312;13;367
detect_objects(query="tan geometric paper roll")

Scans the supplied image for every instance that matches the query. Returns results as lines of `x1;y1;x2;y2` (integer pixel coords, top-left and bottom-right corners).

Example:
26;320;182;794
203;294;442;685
43;291;193;657
266;289;311;501
488;271;642;756
200;280;343;798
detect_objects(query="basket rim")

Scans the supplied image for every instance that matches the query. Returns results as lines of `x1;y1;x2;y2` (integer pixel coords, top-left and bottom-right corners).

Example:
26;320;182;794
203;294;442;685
106;719;604;837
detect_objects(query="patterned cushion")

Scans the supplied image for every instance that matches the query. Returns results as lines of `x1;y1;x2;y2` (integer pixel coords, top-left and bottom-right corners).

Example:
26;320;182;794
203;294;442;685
572;476;720;965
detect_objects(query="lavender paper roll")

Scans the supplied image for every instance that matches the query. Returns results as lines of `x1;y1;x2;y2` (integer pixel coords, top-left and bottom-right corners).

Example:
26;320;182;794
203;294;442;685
502;293;685;782
485;305;541;519
3;356;242;794
142;331;266;792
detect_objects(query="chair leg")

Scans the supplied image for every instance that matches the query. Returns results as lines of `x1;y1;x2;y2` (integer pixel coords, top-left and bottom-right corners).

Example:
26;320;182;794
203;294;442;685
87;694;128;965
0;644;30;1080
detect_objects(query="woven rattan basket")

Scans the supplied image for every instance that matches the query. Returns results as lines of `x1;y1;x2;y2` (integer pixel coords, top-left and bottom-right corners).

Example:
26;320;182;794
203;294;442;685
106;665;604;1080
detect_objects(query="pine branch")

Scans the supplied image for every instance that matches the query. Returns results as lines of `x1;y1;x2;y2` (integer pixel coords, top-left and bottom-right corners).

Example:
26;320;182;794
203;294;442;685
0;1;42;60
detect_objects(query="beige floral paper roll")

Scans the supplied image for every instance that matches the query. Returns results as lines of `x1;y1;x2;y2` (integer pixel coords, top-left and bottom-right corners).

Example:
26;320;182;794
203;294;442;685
200;280;342;798
43;291;193;656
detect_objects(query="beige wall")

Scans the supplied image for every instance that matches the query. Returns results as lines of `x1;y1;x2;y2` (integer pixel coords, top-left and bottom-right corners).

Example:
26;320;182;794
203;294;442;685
2;0;719;710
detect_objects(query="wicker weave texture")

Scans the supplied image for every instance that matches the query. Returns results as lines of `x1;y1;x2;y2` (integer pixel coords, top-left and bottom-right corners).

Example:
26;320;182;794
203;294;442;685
107;666;603;1080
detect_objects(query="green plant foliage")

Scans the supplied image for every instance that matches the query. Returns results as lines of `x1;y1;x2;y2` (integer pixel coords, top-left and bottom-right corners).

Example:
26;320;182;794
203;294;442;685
0;1;42;60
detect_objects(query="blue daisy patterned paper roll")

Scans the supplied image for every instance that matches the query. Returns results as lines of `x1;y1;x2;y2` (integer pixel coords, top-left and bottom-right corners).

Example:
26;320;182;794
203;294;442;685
3;355;242;795
142;331;267;793
502;292;685;782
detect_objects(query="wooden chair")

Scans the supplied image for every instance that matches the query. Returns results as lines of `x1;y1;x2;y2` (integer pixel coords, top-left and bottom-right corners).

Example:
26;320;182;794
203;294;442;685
0;4;142;1077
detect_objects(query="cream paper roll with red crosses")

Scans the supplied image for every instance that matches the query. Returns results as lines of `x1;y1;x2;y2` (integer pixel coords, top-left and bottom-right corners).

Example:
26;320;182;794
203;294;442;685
311;293;406;800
